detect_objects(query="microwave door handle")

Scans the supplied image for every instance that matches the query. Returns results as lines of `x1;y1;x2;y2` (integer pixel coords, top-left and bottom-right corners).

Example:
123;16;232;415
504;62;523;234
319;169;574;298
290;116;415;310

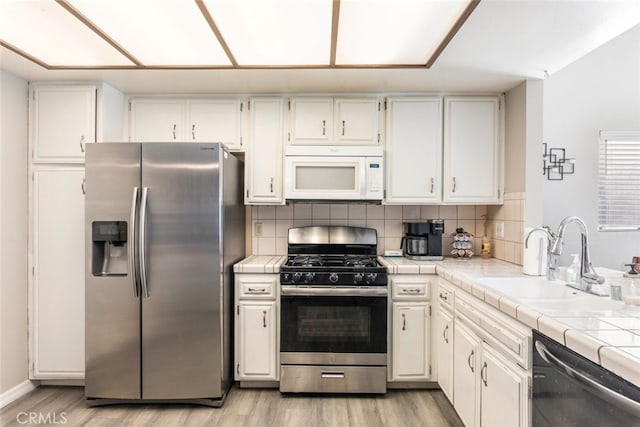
361;159;367;198
535;341;640;414
129;187;139;297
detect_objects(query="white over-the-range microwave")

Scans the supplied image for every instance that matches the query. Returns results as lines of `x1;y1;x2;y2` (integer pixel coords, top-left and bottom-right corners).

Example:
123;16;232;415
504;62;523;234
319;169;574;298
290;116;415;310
284;146;384;201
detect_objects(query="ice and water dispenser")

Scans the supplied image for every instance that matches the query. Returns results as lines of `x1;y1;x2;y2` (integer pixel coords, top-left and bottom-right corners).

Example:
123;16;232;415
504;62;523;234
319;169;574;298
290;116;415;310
91;221;128;276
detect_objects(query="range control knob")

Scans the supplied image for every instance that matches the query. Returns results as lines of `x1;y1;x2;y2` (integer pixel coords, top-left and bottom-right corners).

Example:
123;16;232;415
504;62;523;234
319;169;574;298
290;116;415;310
329;273;339;284
292;272;303;283
365;273;378;284
282;273;290;283
353;273;364;284
304;272;315;283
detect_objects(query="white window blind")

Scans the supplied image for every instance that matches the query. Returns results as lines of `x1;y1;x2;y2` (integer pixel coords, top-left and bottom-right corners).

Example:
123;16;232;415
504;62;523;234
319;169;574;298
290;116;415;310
598;131;640;231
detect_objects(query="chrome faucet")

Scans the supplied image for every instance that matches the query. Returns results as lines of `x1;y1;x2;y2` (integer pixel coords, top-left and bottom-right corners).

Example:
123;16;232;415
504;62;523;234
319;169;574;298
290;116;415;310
549;216;604;292
525;227;554;280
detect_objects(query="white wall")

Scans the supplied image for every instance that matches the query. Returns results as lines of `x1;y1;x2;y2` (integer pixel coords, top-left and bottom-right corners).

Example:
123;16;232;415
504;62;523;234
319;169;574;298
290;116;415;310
543;24;640;269
0;70;29;394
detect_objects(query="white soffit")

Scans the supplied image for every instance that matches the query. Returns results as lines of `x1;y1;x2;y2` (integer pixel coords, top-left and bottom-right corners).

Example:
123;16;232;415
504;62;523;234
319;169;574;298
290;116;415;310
436;0;640;78
202;0;333;66
336;0;471;65
65;0;232;66
0;0;134;66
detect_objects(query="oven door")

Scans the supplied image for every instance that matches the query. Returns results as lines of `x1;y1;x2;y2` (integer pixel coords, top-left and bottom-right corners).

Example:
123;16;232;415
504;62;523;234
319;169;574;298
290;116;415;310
280;287;387;359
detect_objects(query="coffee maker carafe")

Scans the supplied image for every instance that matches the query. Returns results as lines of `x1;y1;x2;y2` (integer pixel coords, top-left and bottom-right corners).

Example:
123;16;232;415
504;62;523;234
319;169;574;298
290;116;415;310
400;220;445;260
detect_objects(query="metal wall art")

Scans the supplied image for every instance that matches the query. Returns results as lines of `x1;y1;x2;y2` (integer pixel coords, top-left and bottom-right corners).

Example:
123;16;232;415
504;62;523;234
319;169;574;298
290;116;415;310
543;142;575;180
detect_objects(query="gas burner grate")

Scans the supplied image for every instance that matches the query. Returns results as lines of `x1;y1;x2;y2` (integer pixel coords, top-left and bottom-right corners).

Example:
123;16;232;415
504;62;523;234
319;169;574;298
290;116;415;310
290;255;324;267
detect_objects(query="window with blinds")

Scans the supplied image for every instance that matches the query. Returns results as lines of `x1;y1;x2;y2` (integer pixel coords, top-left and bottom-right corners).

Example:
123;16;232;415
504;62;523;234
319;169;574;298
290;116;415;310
598;131;640;231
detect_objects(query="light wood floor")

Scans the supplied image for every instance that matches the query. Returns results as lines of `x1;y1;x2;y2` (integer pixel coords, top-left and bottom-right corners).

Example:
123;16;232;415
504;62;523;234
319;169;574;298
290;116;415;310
1;385;463;427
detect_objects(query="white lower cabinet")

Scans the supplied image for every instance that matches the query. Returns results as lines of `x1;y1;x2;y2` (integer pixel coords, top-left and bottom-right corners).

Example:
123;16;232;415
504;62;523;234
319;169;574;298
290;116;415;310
234;274;279;382
441;281;531;427
30;167;85;379
391;303;430;380
436;306;454;402
389;275;432;382
479;343;529;427
237;302;277;379
453;322;481;427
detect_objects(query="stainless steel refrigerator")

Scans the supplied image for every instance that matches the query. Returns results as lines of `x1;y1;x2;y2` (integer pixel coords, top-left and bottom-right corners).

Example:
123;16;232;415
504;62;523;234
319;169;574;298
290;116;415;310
84;143;244;407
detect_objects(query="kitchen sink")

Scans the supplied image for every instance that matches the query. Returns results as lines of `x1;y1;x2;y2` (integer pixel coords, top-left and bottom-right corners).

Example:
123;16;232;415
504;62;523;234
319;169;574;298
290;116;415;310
476;276;624;312
475;276;580;299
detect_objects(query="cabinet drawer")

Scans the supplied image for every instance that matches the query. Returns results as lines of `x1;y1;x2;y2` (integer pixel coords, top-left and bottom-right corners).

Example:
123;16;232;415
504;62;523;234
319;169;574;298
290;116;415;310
391;277;430;300
437;280;455;310
236;274;278;299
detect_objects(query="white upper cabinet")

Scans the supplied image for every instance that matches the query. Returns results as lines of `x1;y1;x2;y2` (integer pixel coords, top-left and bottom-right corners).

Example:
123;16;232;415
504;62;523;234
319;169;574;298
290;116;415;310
246;97;284;204
130;98;185;142
443;96;503;204
31;85;96;163
334;98;380;145
288;97;380;145
289;97;333;145
187;99;243;150
129;97;244;150
385;97;442;204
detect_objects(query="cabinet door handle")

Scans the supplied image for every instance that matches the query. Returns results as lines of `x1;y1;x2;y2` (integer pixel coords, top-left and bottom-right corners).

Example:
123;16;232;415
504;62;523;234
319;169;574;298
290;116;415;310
81;178;86;195
401;288;421;294
192;124;196;140
468;350;475;373
247;287;266;293
402;312;406;331
443;324;449;344
439;292;448;301
270;177;274;193
452;177;457;193
342;120;345;136
262;310;267;328
481;361;488;386
430;177;434;194
172;124;177;140
322;120;326;136
80;135;85;153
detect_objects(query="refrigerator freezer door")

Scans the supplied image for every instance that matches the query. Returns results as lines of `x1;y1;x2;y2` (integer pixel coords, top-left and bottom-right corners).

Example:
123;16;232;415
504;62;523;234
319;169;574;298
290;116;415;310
140;143;223;399
85;143;141;399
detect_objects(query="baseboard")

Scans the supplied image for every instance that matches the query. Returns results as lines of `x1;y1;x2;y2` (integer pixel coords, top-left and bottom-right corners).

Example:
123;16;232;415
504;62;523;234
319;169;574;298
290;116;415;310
0;380;39;409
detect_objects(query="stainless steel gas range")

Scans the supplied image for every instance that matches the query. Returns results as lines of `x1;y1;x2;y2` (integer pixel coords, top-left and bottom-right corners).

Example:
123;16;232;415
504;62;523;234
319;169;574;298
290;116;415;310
279;226;388;394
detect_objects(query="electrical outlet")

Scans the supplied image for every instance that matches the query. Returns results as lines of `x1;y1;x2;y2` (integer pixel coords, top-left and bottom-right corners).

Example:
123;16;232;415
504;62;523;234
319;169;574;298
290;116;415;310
255;222;263;237
495;221;505;238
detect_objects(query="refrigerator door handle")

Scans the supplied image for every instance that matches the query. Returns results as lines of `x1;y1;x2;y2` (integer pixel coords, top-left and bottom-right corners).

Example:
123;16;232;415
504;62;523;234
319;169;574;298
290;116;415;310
129;187;140;297
139;187;150;298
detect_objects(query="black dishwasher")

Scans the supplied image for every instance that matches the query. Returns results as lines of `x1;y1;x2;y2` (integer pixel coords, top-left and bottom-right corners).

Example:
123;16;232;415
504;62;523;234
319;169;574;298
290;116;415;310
533;331;640;426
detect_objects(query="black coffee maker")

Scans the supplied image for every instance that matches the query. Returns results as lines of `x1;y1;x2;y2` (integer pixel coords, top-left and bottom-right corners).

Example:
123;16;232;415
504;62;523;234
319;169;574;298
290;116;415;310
400;219;445;260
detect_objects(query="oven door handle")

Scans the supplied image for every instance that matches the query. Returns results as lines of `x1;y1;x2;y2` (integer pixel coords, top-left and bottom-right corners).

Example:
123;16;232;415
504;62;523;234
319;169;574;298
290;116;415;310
535;340;640;414
281;286;387;297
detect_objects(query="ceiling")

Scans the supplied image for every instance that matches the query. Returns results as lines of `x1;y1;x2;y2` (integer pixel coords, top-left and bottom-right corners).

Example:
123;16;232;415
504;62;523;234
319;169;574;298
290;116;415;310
1;0;639;94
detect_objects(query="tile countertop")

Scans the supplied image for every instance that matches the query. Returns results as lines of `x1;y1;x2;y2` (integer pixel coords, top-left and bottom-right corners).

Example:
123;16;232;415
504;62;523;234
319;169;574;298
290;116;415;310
234;255;640;387
384;256;640;388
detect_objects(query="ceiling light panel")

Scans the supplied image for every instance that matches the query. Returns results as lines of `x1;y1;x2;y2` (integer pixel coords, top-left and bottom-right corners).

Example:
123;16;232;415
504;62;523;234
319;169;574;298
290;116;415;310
0;0;134;66
203;0;333;66
336;0;472;65
65;0;231;66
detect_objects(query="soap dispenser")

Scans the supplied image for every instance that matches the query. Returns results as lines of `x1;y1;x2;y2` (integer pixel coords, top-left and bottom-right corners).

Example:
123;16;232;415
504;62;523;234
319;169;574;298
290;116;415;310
566;254;580;284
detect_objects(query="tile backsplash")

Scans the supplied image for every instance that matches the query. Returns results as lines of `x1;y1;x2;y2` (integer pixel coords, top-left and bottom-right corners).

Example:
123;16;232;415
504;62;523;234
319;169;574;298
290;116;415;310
485;192;526;265
249;203;489;256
